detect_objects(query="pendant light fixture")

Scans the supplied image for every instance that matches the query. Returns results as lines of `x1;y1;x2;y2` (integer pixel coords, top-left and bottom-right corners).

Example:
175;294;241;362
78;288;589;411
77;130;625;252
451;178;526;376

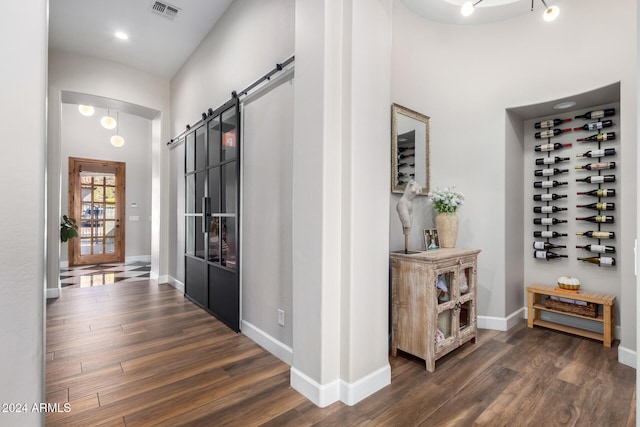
460;0;560;22
541;1;560;22
78;104;95;116
110;112;125;147
101;109;117;130
460;0;482;17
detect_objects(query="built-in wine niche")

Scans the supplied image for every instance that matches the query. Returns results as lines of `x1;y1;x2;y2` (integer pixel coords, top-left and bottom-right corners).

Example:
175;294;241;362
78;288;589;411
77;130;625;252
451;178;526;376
532;116;571;261
528;102;619;269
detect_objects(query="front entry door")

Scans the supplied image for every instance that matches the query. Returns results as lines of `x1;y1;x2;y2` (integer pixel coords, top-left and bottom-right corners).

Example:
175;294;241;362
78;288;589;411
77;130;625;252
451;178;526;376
69;157;126;266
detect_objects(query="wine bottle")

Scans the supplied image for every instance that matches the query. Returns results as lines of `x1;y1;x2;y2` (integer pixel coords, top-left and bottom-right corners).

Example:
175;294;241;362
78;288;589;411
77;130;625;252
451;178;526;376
573;120;613;131
397;146;414;152
576;244;616;253
577;256;616;266
574;162;615;171
533;206;567;213
533;217;568;225
575;215;614;223
534;180;568;188
576;132;615;142
533;241;567;250
534;168;569;176
398;162;415;168
536;156;570;165
575;108;615;120
575;175;615;184
534;231;567;238
397;153;415;159
397;172;415;177
576;230;615;239
576;188;616;197
576;202;615;211
576;148;616;158
533;193;567;201
535;128;572;139
535;142;572;152
534;251;568;260
535;118;572;129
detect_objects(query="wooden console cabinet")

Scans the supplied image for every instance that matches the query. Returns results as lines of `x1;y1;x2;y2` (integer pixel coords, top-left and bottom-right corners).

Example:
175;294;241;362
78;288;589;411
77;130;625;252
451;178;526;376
390;248;480;372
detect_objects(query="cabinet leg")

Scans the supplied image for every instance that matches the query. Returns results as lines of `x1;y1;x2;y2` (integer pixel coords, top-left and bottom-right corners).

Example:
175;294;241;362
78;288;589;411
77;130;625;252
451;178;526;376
426;360;435;373
527;290;534;328
603;304;613;347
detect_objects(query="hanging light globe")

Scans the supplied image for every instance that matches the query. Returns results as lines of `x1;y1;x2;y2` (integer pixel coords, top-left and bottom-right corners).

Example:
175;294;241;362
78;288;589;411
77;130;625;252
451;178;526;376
543;5;560;22
461;2;475;16
110;134;125;147
78;105;95;116
101;115;117;129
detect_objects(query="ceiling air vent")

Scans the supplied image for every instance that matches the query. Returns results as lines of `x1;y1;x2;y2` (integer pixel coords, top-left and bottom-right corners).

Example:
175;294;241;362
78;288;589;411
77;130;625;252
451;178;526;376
149;1;180;20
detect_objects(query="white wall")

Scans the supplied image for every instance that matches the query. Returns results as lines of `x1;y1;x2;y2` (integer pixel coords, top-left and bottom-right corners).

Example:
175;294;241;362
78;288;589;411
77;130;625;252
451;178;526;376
170;0;295;134
242;74;294;356
0;0;47;425
48;50;170;292
59;104;152;262
391;0;637;352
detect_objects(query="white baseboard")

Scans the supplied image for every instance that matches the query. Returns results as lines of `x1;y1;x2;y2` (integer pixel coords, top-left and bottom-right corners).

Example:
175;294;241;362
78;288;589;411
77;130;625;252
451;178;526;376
339;364;391;406
156;274;170;284
46;287;60;299
241;320;293;365
165;276;185;293
617;346;637;369
478;307;525;331
290;363;391;408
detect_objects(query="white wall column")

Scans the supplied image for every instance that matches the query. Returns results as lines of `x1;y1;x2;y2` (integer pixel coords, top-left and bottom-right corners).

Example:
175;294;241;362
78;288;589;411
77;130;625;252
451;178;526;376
291;0;392;407
0;0;47;425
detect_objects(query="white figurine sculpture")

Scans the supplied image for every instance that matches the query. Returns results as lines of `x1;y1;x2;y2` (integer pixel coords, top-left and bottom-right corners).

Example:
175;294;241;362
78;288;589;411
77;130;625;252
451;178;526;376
396;180;423;253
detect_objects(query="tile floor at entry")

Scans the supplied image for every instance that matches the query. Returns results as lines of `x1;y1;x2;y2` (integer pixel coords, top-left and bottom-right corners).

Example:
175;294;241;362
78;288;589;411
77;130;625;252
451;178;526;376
60;261;151;288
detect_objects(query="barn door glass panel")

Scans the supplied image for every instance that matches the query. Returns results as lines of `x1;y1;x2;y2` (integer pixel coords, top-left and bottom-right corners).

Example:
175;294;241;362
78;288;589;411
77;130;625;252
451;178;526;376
208;116;221;165
221;108;237;162
222;163;237;213
186;132;195;173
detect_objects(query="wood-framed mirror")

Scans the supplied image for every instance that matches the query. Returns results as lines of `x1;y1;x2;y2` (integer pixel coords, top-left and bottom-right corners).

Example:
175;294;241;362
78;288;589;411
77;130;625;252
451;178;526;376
391;103;430;195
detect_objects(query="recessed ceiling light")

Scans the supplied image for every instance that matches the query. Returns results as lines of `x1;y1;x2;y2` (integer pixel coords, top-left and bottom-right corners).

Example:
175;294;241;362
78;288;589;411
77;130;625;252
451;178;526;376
553;101;576;110
115;31;129;40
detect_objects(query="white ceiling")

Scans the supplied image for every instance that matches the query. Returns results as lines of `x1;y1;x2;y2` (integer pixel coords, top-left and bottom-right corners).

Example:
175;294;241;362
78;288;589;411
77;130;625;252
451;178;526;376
400;0;564;25
49;0;565;80
49;0;233;79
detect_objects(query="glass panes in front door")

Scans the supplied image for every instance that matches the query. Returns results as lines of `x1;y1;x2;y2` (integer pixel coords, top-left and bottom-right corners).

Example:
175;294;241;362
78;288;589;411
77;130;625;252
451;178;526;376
80;173;117;255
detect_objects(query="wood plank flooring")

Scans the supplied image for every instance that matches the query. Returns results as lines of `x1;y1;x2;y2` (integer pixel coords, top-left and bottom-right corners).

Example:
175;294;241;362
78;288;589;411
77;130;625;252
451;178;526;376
46;280;636;426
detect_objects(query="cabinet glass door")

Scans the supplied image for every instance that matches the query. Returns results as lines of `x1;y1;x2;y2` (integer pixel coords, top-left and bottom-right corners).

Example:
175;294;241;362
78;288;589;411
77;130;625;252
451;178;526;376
458;266;474;332
436;271;454;342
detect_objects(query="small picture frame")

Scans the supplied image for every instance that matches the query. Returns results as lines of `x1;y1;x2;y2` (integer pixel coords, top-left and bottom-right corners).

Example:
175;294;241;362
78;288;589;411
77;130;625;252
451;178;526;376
424;228;439;250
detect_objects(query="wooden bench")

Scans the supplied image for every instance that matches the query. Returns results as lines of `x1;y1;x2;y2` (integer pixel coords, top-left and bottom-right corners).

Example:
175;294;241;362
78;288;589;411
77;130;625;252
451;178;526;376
526;284;616;347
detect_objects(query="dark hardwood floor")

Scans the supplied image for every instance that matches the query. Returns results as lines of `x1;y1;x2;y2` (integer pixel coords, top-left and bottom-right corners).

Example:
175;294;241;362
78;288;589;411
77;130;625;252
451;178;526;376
46;280;636;426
